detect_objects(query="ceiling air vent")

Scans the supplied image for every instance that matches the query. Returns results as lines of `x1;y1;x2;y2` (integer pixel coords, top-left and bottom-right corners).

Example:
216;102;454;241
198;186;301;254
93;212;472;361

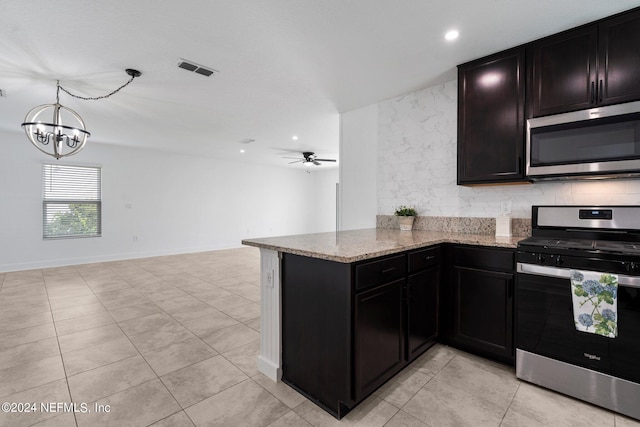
178;59;218;77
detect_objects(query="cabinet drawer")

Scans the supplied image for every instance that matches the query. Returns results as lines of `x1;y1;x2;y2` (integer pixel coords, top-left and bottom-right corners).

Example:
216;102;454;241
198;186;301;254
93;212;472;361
355;254;406;291
408;246;440;273
452;245;514;272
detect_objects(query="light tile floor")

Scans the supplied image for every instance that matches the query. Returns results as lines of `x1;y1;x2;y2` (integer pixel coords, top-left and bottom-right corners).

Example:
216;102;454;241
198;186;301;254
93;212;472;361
0;247;639;427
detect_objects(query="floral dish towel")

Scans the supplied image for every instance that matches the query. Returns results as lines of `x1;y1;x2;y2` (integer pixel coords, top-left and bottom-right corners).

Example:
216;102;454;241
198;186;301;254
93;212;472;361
570;270;618;338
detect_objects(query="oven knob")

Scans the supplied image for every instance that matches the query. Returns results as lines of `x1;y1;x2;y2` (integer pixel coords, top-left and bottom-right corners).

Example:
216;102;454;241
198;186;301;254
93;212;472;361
536;254;546;264
628;262;639;273
555;256;564;265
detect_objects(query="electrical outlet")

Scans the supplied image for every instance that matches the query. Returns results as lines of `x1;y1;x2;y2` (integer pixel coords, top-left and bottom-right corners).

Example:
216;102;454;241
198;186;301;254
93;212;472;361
501;201;512;216
266;271;273;288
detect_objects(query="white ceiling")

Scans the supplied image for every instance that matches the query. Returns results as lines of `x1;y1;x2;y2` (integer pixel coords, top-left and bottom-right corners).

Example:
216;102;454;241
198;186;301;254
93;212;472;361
2;1;639;168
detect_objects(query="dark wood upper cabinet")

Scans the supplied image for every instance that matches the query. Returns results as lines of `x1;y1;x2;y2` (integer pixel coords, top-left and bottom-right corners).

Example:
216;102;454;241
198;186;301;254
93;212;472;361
530;26;597;117
457;47;526;185
530;8;640;117
599;9;640;106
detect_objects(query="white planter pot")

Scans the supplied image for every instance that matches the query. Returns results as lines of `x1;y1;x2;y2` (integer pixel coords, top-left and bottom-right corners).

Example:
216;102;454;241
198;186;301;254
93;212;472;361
398;216;415;231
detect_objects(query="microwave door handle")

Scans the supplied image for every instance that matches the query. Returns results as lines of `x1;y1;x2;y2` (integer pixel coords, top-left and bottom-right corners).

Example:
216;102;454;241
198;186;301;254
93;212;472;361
517;262;640;289
591;81;595;104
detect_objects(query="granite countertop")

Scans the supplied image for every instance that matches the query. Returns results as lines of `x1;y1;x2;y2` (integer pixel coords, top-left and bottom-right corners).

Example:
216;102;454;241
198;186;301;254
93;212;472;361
242;228;525;263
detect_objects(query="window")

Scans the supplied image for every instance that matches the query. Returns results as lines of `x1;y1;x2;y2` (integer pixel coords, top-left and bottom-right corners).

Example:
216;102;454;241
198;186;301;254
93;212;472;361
42;164;102;239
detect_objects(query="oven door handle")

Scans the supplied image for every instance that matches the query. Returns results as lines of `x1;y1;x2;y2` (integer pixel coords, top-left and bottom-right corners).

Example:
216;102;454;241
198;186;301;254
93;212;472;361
517;263;640;288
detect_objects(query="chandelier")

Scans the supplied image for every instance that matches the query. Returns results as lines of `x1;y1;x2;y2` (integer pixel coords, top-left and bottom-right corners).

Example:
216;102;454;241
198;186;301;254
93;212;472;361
21;69;142;159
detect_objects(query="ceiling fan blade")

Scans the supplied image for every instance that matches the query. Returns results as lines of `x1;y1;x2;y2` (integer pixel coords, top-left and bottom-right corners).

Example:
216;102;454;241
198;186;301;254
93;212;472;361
314;158;337;162
288;159;304;164
313;161;321;166
283;156;303;160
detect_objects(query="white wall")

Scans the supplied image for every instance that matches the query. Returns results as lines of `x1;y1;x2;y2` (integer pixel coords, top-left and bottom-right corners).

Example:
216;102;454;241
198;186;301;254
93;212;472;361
311;168;339;232
339;105;378;230
0;130;335;272
344;80;640;220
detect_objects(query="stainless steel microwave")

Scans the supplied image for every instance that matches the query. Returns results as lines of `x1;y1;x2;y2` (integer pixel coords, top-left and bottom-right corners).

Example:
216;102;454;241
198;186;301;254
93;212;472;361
526;100;640;180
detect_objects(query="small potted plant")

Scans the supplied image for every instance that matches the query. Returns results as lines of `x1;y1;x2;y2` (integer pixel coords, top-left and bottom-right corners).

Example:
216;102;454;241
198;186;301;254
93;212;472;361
394;206;417;231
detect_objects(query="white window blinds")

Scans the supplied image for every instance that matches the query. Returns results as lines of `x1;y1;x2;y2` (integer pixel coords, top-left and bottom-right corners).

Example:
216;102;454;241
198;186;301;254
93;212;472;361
42;164;102;239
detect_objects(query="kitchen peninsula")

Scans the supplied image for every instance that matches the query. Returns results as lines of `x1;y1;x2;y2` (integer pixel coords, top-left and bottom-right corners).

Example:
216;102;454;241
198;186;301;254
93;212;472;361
242;227;524;418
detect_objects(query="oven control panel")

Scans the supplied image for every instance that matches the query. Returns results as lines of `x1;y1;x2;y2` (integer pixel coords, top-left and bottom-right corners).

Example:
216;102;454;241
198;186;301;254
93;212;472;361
519;252;564;266
626;262;640;274
579;209;613;220
517;250;634;275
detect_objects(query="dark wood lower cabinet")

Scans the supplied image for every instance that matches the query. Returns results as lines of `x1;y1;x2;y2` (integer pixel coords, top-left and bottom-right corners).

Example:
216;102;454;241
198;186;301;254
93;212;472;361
281;244;514;419
281;254;352;417
281;249;439;419
452;266;514;363
407;266;439;361
444;245;515;365
354;279;405;401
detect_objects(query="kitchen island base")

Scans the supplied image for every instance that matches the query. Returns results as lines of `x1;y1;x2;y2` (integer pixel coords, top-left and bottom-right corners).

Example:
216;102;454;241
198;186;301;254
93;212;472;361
244;229;522;419
256;248;440;419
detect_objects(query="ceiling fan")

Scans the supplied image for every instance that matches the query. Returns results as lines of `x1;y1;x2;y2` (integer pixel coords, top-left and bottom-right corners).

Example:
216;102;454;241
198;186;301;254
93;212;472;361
284;151;337;166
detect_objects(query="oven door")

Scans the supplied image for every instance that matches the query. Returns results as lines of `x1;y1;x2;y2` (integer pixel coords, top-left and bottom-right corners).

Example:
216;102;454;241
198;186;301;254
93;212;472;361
516;263;640;384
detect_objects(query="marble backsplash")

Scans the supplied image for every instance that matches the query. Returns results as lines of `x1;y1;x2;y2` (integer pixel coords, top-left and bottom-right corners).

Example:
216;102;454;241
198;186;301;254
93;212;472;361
377;215;531;237
376;79;640;218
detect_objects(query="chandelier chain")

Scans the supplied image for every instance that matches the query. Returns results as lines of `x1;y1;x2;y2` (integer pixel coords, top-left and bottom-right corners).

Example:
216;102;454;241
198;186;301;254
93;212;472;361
56;74;136;102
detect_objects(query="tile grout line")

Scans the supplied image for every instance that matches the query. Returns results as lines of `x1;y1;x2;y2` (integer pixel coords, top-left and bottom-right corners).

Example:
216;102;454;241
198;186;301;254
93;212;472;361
72;266;189;426
61;266;166;425
137;255;265;420
80;261;253;425
61;268;195;426
377;349;457;418
4;249;261;426
498;382;521;426
429;351;518;424
42;266;80;427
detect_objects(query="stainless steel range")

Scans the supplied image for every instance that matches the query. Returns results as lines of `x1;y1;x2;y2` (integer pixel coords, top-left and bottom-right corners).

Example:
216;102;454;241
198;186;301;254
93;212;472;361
516;206;640;420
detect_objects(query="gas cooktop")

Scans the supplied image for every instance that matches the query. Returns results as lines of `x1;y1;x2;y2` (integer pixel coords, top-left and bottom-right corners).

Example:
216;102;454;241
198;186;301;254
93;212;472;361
519;237;640;256
518;205;640;257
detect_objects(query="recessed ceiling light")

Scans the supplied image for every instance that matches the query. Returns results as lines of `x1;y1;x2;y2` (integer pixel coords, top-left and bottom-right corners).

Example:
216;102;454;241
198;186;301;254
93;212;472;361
240;149;245;153
445;30;459;41
292;135;299;140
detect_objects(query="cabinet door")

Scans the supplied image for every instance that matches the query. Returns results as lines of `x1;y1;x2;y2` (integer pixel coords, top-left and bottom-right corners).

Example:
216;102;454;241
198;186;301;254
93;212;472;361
281;254;353;417
598;9;640;106
530;25;598;117
451;266;514;364
354;279;405;401
407;266;439;361
457;48;526;184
